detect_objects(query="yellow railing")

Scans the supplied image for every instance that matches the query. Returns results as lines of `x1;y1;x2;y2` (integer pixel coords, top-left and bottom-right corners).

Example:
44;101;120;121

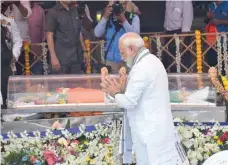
17;31;228;75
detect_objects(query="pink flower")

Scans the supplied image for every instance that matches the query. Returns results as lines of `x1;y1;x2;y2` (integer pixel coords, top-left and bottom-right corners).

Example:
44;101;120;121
103;138;110;144
30;156;37;164
44;150;57;165
51;120;63;130
72;140;80;145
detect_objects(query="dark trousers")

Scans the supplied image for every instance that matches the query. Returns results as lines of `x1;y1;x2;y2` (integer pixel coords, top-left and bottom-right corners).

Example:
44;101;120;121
50;61;83;74
163;29;193;72
15;50;44;75
1;49;12;109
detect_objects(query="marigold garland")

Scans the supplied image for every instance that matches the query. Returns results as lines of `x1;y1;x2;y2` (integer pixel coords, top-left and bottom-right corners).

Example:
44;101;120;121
209;67;228;100
195;30;202;73
143;36;149;49
23;41;30;76
221;76;228;90
197;74;204;89
85;40;91;74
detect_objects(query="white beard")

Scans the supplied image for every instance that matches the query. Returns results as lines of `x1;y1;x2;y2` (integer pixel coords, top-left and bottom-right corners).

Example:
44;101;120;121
126;57;134;68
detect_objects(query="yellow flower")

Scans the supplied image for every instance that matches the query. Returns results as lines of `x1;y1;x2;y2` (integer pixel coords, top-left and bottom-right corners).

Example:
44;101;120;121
84;140;89;145
207;151;211;156
58;99;65;104
85;156;90;162
221;76;227;81
214;136;219;140
217;140;223;145
90;159;96;164
143;36;149;41
223;81;228;86
58;137;68;146
195;30;201;35
46;92;51;96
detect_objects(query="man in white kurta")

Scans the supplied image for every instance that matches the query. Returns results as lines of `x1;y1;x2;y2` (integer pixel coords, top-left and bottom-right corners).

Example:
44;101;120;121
101;32;181;165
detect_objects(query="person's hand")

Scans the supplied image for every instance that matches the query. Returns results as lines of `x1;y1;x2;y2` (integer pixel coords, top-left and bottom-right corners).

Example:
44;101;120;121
100;76;122;97
210;19;221;25
83;52;89;66
103;5;113;19
51;55;61;71
116;13;127;23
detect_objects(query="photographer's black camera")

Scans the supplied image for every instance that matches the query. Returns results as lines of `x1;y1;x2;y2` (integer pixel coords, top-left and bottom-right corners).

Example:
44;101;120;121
112;1;124;16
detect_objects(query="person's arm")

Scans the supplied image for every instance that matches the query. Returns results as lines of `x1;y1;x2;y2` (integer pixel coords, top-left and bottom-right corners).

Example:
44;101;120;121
13;0;32;18
80;32;89;65
181;1;193;32
115;63;150;110
94;5;112;37
11;19;22;61
94;17;108;38
46;10;60;70
121;14;140;34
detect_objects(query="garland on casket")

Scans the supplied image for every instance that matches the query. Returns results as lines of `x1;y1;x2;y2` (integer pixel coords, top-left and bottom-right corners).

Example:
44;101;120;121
2;119;228;165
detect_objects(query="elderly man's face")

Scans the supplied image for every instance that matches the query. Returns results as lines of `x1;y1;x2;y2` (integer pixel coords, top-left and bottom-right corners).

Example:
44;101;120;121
119;41;135;68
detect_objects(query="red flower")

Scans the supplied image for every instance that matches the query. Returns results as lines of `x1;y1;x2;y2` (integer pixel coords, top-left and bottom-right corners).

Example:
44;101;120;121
220;132;228;142
44;150;57;165
103;138;110;144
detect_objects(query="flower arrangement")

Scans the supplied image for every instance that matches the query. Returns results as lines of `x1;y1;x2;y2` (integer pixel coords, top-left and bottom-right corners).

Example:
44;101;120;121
174;34;181;73
175;119;228;165
216;34;223;75
2;119;228;165
195;30;202;74
209;67;228;100
156;35;162;60
1;122;121;165
221;76;228;90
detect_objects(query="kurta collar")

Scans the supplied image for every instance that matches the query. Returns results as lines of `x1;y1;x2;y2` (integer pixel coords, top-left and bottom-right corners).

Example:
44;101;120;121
133;47;150;66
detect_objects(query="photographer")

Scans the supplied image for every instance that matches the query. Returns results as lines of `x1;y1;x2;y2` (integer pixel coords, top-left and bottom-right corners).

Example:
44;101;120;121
94;1;140;73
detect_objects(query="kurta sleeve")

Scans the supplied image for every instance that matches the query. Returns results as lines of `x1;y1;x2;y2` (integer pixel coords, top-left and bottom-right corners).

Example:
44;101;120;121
115;63;148;110
11;19;22;60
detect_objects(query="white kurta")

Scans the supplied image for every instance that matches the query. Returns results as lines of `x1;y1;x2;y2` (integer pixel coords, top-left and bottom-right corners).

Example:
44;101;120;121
115;49;179;165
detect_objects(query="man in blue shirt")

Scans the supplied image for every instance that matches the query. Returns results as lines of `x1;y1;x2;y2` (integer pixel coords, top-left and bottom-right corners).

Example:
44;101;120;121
94;1;140;73
210;1;228;32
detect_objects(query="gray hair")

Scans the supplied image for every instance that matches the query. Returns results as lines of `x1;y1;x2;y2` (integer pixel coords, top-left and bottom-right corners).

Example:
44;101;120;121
120;34;144;48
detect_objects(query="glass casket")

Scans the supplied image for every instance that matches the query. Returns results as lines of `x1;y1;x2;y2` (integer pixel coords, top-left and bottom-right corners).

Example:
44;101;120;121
7;74;217;109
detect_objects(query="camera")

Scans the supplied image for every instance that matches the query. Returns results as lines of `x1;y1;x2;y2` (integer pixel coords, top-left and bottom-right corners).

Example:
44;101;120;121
112;1;124;16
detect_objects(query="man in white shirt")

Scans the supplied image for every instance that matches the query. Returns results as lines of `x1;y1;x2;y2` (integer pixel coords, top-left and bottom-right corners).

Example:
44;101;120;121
101;32;181;165
163;1;193;72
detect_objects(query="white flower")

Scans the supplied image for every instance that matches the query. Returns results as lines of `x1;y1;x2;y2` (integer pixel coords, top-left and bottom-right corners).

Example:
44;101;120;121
182;130;192;139
182;139;194;148
196;150;203;161
190;158;198;165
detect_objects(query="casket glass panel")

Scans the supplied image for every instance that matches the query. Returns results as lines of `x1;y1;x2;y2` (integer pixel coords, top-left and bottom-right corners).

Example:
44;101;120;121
7;73;217;108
